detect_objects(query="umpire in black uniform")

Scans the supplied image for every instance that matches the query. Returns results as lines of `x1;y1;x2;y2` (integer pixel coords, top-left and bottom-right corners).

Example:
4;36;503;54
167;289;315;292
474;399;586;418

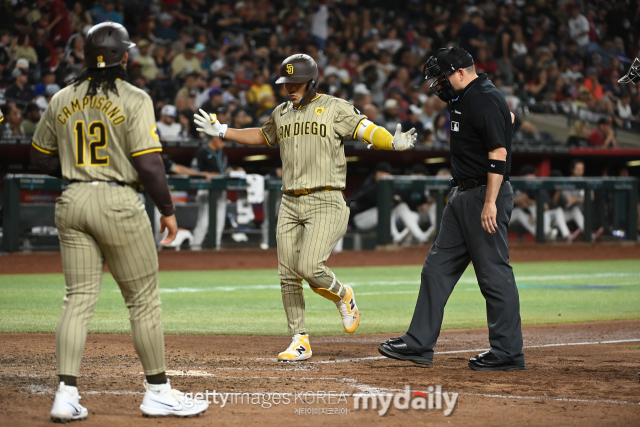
379;46;526;371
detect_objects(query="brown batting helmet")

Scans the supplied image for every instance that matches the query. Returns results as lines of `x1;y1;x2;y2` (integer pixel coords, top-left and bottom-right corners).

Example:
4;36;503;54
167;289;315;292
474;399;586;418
276;54;319;106
84;22;135;69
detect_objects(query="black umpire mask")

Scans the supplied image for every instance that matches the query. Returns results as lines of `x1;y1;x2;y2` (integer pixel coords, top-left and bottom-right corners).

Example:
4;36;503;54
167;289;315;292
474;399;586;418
424;47;475;106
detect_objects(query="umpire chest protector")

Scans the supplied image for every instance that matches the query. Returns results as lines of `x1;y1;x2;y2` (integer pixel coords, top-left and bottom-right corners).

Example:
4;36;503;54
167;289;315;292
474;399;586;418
448;74;513;182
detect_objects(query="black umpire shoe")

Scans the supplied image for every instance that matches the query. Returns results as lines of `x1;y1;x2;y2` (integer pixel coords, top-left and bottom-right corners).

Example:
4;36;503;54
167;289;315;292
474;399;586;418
468;351;526;371
378;337;433;365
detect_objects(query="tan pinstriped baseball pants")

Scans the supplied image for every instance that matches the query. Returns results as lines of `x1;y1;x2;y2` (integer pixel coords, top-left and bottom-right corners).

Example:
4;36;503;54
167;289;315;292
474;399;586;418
55;182;165;376
277;190;350;335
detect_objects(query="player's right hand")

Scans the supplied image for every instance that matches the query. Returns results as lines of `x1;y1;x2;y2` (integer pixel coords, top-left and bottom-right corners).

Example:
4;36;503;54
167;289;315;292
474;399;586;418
160;214;178;245
194;109;226;137
391;123;416;151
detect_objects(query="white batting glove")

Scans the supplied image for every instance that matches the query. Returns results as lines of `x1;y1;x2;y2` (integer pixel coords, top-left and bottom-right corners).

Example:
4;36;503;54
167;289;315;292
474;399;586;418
194;108;228;138
391;123;416;151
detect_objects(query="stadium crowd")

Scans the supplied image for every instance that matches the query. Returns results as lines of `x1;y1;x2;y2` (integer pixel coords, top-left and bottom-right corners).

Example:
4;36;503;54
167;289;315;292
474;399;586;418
1;0;640;148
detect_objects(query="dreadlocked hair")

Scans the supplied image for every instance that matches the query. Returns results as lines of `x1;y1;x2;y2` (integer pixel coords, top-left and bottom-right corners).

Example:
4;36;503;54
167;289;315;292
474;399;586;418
70;66;128;99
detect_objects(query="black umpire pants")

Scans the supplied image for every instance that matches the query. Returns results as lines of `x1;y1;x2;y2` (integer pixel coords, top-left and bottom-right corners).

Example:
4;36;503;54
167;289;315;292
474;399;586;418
401;182;525;364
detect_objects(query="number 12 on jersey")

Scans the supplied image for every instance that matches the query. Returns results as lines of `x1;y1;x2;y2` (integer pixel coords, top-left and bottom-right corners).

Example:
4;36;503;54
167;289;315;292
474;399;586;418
74;120;109;166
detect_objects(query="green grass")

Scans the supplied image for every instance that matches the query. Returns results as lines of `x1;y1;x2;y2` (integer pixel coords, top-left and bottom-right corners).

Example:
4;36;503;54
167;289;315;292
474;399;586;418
1;260;639;336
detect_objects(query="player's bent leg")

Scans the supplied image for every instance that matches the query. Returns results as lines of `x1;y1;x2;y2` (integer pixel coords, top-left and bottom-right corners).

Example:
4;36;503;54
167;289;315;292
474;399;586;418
277;334;312;362
297;191;357;332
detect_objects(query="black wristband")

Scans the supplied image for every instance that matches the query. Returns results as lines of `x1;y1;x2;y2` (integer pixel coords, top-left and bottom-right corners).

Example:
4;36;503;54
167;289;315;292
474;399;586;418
160;204;176;217
488;159;506;175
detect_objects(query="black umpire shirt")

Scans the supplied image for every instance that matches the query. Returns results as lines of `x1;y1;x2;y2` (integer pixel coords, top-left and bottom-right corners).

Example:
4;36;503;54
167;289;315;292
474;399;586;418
448;74;512;181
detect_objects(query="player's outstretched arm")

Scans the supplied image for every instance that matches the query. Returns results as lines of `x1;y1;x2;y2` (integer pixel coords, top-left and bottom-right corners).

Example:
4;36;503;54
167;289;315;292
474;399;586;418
194;109;268;146
354;120;416;151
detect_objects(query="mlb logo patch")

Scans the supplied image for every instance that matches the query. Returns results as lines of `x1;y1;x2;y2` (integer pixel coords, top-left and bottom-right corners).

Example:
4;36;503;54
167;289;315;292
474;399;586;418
451;121;460;132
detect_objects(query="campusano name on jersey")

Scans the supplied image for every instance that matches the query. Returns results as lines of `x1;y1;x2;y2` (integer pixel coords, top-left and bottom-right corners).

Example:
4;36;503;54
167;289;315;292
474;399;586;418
56;96;126;126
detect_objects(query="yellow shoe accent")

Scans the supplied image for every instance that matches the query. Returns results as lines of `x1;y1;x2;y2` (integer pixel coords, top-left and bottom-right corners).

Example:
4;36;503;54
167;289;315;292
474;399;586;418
310;285;342;302
278;334;312;361
336;285;360;333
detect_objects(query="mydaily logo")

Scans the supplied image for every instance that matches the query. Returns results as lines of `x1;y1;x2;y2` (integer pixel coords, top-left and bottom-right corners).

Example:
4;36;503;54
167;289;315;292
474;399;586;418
353;385;458;416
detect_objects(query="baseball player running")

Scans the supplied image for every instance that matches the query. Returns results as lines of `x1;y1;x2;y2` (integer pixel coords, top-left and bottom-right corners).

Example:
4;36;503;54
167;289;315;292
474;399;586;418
30;23;208;421
195;54;415;361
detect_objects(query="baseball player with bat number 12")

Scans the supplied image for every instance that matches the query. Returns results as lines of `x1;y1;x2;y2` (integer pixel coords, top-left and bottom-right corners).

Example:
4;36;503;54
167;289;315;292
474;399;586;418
195;54;416;361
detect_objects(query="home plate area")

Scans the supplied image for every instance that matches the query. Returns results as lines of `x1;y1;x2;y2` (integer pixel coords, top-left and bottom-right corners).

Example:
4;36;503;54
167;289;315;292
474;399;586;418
1;320;639;426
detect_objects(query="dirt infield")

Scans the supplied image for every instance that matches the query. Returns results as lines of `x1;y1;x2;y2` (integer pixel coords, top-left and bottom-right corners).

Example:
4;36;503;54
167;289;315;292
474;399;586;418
0;320;638;426
1;241;639;274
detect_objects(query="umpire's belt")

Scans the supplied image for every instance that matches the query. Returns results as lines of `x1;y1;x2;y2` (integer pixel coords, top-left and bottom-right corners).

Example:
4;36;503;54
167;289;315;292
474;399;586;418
283;186;340;196
70;180;127;187
450;176;509;191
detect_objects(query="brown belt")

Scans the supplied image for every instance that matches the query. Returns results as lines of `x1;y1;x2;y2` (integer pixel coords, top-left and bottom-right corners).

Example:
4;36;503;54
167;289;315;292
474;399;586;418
283;186;340;196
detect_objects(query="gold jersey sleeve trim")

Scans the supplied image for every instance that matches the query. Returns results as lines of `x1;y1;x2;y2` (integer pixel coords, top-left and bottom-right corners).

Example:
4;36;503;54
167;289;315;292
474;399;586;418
262;129;275;146
131;147;162;157
32;142;57;155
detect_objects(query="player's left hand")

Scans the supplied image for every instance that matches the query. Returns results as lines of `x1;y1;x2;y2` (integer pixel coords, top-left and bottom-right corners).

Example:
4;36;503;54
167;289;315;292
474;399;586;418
481;202;498;234
391;123;416;151
194;109;224;137
160;214;178;245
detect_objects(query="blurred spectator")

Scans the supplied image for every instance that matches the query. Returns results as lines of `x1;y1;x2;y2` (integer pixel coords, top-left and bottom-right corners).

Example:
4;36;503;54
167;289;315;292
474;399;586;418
566;120;590;148
420;98;438;131
584;67;604;101
510;165;572;241
135;40;159;81
68;2;92;33
175;72;201;112
362;103;383;123
473;47;498;75
11;35;38;65
65;34;85;72
199;87;224;114
459;12;486;58
230;108;253;129
433;113;449;142
382;98;400;132
568;5;590;54
156;105;182;141
90;0;123;25
246;71;276;117
22;103;41;136
5;67;32;106
172;42;202;77
155;13;179;43
45;0;73;45
1;105;25;138
615;93;636;127
558;160;587;241
588;118;617;148
190;135;229;250
310;1;329;49
402;105;425;144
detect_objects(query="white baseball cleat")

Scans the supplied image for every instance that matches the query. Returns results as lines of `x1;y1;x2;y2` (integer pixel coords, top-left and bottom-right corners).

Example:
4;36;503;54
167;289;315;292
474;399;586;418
336;284;360;333
140;380;208;417
50;382;88;423
278;334;312;361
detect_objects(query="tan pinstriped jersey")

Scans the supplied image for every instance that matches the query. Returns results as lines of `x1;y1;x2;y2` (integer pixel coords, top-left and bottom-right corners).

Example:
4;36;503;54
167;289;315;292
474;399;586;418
261;94;367;192
32;79;161;184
